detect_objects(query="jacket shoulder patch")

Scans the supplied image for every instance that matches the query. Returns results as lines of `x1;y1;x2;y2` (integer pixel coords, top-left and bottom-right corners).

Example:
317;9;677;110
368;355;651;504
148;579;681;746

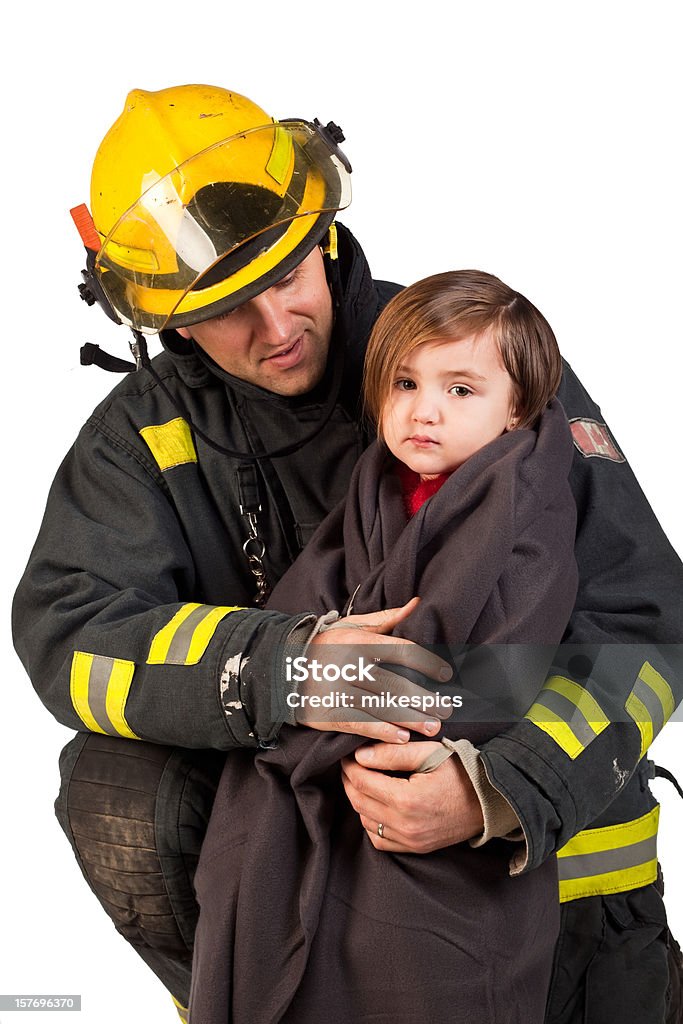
569;418;625;463
139;417;197;471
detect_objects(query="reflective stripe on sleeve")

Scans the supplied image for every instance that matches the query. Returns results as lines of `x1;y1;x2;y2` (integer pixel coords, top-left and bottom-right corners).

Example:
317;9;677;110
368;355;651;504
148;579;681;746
172;996;189;1023
525;675;610;760
557;805;659;902
147;603;244;666
139;417;197;471
70;652;139;739
626;661;676;760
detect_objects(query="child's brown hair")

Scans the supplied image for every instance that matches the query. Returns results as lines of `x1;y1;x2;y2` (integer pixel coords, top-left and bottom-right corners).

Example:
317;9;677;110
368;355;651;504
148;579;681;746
363;270;562;434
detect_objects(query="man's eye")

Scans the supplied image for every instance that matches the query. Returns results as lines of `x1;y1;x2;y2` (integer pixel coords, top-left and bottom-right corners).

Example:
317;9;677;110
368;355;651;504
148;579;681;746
449;385;472;397
276;271;297;288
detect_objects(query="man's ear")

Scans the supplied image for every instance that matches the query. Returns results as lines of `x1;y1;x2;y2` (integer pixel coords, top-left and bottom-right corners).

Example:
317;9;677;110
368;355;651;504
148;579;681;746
176;327;192;340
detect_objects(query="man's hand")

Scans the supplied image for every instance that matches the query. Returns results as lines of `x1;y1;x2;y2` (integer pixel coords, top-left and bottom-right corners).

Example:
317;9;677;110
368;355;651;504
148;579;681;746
340;740;484;853
293;598;453;743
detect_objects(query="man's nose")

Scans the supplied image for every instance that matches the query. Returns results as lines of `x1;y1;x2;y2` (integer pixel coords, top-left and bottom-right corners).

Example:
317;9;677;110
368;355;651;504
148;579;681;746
251;290;292;346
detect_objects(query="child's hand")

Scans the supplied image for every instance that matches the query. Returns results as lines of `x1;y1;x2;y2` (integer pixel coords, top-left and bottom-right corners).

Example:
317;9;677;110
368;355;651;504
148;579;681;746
326;596;421;632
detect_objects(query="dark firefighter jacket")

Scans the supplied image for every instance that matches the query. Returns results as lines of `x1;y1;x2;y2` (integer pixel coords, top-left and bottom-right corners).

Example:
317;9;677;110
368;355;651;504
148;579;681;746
12;223;683;900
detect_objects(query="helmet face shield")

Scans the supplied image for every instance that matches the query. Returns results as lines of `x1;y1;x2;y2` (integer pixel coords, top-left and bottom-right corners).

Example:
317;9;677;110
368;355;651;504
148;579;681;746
94;121;351;332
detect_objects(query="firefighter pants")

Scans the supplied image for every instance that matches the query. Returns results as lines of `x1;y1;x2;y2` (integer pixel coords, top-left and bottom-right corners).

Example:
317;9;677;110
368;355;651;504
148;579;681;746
545;877;682;1023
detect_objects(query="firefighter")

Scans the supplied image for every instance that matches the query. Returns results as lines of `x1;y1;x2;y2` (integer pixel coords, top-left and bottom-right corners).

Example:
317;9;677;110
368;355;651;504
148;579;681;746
12;85;683;1023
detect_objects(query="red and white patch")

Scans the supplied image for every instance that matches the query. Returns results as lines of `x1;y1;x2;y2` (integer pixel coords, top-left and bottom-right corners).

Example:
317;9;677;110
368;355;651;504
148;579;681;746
569;418;625;462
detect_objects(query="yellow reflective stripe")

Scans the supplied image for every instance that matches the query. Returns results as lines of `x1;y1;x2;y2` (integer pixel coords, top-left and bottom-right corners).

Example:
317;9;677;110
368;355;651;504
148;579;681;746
544;676;610;730
70;652;139;739
266;125;294;185
640;661;675;721
559;858;658;902
104;659;139;739
526;702;585;759
626;692;654;760
171;996;189;1023
70;652;102;733
323;222;339;260
559;805;659;857
626;661;675;759
557;806;659;902
185;606;239;664
140;418;197;472
147;603;245;666
147;603;201;664
525;675;609;760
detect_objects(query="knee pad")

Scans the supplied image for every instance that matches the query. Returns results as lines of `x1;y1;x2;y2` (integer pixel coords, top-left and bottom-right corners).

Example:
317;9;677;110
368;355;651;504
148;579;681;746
55;732;225;959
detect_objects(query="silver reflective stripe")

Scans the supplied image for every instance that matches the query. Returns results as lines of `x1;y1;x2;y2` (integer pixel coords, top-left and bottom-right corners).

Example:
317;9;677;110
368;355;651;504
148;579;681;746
165;604;214;665
87;656;118;735
558;835;658;882
631;675;665;736
532;688;600;749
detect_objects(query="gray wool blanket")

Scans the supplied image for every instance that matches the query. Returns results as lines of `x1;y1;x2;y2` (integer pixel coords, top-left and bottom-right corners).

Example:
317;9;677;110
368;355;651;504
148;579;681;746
190;399;578;1024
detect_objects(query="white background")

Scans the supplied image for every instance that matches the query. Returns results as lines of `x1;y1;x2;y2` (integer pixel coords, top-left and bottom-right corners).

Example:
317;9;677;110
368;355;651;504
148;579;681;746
1;2;682;1020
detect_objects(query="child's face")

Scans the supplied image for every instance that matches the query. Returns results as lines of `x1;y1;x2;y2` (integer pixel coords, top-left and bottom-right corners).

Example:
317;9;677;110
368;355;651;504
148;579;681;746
381;330;518;479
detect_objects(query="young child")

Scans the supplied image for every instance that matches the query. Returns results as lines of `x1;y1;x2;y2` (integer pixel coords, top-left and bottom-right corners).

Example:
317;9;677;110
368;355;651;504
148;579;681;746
190;271;578;1024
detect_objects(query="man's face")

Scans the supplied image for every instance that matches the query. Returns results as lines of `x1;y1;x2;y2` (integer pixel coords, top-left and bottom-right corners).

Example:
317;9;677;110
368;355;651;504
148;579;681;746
381;330;518;478
177;247;334;396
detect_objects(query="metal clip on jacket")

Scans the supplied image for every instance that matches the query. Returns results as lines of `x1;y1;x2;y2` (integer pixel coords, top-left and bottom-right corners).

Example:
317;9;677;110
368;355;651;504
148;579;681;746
237;465;270;608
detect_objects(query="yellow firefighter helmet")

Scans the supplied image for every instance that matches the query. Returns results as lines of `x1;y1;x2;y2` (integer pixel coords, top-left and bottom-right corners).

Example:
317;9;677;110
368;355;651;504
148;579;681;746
75;84;351;333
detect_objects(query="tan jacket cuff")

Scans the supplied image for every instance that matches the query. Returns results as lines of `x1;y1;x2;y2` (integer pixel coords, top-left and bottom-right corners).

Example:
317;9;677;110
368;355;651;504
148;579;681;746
446;738;530;876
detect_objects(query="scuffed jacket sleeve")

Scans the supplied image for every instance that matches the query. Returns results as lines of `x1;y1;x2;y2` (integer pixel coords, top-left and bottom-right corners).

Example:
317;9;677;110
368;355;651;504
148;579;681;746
478;361;683;872
12;419;313;750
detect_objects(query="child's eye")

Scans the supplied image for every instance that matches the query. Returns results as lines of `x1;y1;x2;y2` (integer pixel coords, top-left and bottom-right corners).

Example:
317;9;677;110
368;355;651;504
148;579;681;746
449;385;472;398
394;378;416;390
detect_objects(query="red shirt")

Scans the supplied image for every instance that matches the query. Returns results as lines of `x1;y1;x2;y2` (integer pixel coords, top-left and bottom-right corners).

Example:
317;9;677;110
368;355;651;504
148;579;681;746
396;463;451;518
